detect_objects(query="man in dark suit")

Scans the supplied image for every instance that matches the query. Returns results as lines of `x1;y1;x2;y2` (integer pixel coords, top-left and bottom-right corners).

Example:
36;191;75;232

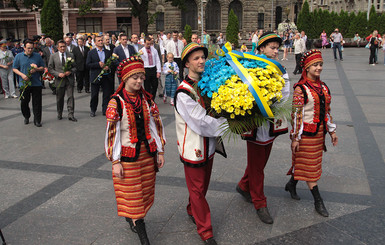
48;40;77;121
72;37;90;93
112;33;136;63
42;37;58;94
131;34;143;53
65;36;76;53
86;36;114;117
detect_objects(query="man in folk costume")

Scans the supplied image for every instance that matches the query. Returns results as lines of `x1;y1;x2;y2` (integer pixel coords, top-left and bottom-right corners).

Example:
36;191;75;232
105;56;166;245
236;32;291;224
174;43;227;245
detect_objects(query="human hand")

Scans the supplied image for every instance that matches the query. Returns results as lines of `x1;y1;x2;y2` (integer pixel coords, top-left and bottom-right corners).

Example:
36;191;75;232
64;71;71;76
112;163;124;179
330;132;338;146
291;141;300;153
99;61;104;68
156;72;161;78
157;154;165;168
58;73;66;78
21;74;29;81
103;66;109;71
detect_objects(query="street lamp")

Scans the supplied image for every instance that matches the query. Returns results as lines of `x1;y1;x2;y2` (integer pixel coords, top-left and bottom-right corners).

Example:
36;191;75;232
201;0;207;44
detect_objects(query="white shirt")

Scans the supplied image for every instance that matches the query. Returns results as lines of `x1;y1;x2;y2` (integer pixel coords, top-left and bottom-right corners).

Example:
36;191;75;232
140;46;161;73
166;39;184;58
176;92;227;156
121;44;130;58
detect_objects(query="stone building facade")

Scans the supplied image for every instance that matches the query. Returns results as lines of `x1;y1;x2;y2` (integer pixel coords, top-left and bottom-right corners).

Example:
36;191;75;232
0;0;303;40
310;0;385;13
147;0;303;38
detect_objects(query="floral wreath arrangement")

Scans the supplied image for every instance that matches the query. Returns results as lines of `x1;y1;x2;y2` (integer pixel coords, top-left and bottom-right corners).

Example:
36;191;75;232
198;42;291;136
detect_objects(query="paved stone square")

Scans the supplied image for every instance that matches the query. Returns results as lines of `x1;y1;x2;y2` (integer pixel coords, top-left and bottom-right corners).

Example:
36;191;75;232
1;47;385;245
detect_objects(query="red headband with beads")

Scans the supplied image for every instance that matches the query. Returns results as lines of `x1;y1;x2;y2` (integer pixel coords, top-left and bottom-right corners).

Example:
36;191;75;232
301;49;323;69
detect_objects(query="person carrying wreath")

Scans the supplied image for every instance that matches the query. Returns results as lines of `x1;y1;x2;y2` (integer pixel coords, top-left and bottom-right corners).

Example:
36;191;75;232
174;42;227;245
285;49;338;217
236;32;290;225
105;56;166;245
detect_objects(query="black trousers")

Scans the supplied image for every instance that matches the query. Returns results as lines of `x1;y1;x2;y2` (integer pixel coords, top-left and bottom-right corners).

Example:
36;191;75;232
144;67;158;99
369;47;377;64
294;53;302;74
90;76;113;114
76;70;90;91
174;57;183;81
20;86;42;123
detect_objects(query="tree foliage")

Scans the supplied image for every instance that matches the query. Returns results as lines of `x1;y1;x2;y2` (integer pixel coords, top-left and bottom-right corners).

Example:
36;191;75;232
10;0;43;11
184;24;192;44
226;9;239;48
41;0;63;42
296;2;385;39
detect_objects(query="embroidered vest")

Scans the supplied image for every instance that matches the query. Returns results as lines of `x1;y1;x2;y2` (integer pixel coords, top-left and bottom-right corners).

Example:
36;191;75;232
295;82;331;136
114;94;158;162
174;80;213;167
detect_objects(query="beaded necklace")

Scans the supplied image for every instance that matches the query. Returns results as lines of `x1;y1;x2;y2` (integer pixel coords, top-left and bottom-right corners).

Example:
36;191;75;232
122;89;143;115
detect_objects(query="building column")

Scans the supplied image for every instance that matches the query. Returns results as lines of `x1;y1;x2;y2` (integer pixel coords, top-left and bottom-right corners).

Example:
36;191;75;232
63;1;69;35
107;0;116;8
35;11;42;35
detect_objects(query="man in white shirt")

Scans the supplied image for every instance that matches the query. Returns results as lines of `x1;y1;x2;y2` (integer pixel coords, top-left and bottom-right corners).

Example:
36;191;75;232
140;37;161;99
166;31;184;80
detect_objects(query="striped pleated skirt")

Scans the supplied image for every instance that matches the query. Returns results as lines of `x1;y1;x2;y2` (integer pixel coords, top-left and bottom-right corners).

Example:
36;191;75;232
291;124;325;182
112;142;156;219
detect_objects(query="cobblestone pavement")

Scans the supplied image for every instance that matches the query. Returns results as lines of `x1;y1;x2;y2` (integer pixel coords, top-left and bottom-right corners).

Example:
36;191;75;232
1;48;384;245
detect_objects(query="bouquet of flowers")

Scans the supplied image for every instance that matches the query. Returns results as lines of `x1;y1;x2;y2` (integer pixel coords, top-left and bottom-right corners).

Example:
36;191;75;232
19;64;35;100
56;57;75;88
198;42;291;136
42;67;55;84
168;64;179;80
92;53;119;83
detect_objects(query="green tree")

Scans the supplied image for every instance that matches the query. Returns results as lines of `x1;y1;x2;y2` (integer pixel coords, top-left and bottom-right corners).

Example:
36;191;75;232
368;5;379;34
378;13;385;35
41;0;63;42
184;24;192;44
226;9;239;48
297;1;311;36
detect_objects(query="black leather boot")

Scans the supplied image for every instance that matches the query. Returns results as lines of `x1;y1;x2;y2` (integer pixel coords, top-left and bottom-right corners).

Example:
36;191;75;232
310;185;329;217
125;217;137;233
285;176;300;200
135;219;150;245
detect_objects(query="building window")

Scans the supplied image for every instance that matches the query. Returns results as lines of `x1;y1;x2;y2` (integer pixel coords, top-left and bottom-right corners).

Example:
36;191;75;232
275;6;282;29
117;17;132;37
229;0;243;29
181;0;198;30
116;0;131;8
258;13;264;30
206;0;221;30
0;20;27;39
156;12;164;31
77;18;102;33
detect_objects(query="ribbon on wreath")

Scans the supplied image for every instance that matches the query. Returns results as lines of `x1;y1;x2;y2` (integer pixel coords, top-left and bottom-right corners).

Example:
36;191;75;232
216;42;286;118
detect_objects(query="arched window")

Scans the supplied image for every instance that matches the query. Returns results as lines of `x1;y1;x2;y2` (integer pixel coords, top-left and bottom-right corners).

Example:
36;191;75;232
229;0;243;29
275;6;282;29
181;0;198;30
206;0;221;30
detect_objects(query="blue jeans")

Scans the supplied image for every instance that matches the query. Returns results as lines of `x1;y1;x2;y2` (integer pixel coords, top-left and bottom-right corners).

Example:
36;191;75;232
333;42;343;60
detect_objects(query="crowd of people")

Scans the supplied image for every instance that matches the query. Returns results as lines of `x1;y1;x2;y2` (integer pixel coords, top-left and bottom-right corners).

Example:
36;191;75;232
103;31;337;245
9;27;385;245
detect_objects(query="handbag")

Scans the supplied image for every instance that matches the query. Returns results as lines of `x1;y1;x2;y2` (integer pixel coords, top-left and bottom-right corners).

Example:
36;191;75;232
365;43;370;49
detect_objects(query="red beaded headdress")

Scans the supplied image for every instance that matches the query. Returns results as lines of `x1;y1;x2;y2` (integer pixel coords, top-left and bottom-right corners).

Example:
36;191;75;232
117;56;145;82
114;56;152;99
300;49;323;70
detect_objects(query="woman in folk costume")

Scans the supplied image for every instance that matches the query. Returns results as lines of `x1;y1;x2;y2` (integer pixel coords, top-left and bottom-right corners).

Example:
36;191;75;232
105;56;166;245
285;49;338;217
